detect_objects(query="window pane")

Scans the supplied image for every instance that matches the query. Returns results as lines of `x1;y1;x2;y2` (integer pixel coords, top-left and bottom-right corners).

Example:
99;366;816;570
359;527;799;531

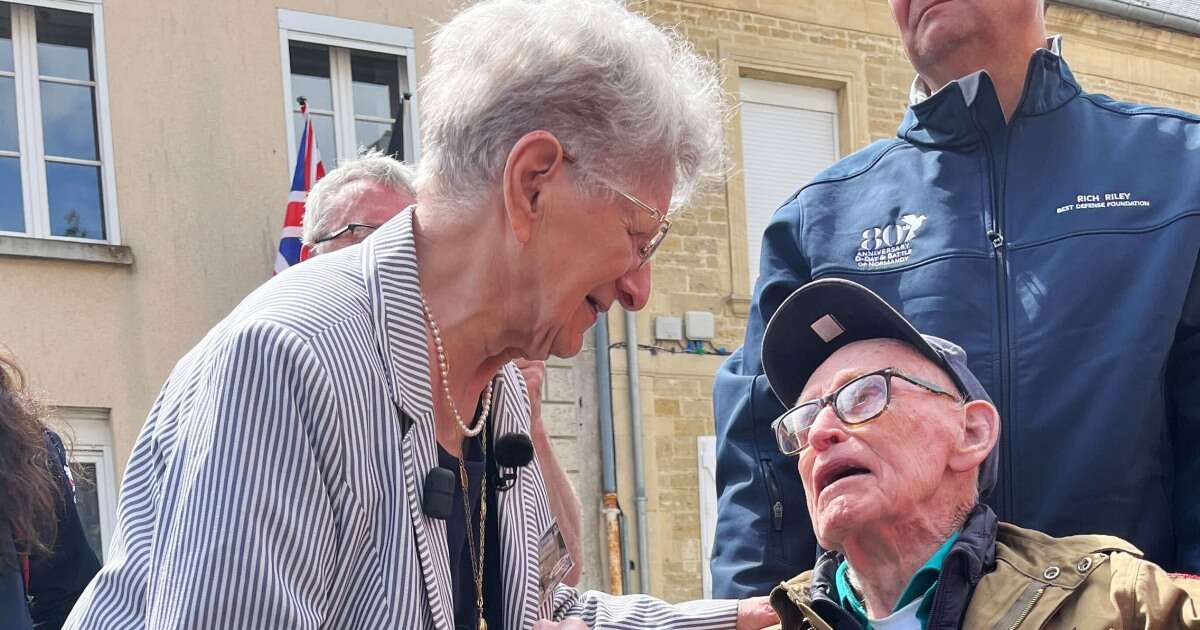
74;462;104;561
354;120;392;155
289;41;332;112
0;3;13;73
0;156;22;232
46;161;103;239
0;76;16;151
293;112;335;168
350;50;400;119
35;7;93;82
40;81;98;160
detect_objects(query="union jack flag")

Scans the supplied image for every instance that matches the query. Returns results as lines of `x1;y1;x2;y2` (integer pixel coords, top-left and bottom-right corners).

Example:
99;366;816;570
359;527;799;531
275;98;326;274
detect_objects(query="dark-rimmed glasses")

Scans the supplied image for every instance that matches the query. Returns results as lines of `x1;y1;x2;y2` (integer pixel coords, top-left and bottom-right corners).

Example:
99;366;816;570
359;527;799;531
771;368;961;456
312;223;380;245
562;153;671;268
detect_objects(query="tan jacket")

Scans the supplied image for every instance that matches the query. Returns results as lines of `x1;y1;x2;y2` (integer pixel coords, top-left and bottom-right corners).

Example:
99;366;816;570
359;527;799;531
770;523;1200;629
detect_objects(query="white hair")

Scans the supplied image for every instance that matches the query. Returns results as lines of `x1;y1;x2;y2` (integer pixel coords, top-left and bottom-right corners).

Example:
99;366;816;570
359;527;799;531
302;150;416;249
416;0;726;210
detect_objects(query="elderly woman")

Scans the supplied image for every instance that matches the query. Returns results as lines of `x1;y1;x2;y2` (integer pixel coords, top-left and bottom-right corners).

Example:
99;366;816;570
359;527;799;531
65;0;776;628
759;279;1200;630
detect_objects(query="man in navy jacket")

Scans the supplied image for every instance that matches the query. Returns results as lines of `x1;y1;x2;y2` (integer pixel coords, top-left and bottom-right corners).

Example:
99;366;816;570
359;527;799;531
711;0;1200;597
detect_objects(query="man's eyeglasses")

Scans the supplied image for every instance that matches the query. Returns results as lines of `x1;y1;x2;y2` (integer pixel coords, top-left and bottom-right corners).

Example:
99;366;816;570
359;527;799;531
562;153;671;268
312;223;380;245
771;368;961;456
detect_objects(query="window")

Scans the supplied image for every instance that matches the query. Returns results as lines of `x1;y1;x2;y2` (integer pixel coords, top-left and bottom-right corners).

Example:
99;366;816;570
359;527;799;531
57;406;117;562
0;1;117;243
278;10;418;171
739;79;839;287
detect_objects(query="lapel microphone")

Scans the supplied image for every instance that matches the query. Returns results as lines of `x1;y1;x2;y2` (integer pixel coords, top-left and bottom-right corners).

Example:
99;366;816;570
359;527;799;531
423;431;534;518
494;432;534;491
422;466;456;520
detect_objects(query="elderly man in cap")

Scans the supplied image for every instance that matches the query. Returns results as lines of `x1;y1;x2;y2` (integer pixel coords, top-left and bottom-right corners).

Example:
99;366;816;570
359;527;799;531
760;278;1200;630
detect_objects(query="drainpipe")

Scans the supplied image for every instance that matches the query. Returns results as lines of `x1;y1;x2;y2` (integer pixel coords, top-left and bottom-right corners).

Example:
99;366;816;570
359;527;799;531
594;315;628;595
624;309;651;594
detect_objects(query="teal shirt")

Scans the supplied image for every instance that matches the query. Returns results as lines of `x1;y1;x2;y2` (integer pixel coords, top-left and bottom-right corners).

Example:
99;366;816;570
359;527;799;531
834;531;960;629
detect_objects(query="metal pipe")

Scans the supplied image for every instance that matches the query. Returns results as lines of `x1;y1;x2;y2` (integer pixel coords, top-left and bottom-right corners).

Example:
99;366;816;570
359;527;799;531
624;309;651;594
602;494;624;594
596;316;618;500
1051;0;1200;36
594;316;629;594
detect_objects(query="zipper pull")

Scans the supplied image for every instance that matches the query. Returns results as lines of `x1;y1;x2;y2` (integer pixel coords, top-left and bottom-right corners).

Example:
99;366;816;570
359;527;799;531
772;501;784;531
987;230;1005;249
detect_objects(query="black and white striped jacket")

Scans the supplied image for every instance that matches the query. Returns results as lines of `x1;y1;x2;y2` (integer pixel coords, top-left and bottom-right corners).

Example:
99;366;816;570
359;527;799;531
65;209;739;629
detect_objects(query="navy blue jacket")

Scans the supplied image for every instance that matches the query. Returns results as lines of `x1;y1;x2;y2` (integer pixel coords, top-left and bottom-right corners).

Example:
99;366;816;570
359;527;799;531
711;44;1200;597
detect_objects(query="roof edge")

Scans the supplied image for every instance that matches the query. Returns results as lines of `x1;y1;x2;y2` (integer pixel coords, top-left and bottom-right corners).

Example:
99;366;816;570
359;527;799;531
1053;0;1200;37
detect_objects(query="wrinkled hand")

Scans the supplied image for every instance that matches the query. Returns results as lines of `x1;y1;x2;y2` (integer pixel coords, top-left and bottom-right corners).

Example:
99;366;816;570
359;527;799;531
515;358;546;434
737;596;778;629
533;618;588;630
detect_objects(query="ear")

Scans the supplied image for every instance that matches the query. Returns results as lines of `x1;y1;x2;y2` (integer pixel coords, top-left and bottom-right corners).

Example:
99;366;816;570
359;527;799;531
501;131;566;244
947;400;1000;474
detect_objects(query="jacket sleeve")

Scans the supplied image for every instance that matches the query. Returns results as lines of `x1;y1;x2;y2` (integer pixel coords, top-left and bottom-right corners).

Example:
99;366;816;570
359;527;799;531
709;194;816;597
69;322;341;629
551;586;740;628
1168;256;1200;572
1110;553;1200;628
27;432;100;630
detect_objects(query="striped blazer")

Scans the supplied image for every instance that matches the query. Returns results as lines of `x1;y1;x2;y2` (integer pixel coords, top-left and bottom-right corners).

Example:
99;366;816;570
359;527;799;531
65;209;739;629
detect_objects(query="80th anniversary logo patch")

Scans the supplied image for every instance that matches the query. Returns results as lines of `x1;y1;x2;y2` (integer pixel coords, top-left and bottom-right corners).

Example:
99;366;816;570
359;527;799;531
855;214;927;269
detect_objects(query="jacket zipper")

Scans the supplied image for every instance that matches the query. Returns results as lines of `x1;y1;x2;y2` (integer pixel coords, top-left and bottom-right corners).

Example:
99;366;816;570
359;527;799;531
1007;586;1045;630
761;459;784;531
976;121;1015;522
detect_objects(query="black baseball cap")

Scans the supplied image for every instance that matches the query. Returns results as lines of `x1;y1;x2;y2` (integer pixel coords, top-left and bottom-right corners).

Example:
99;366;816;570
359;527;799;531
760;278;999;496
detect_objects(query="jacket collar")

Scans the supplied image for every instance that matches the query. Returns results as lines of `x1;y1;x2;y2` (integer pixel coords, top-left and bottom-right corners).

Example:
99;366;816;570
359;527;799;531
924;504;997;630
361;205;435;421
772;504;999;630
898;35;1080;148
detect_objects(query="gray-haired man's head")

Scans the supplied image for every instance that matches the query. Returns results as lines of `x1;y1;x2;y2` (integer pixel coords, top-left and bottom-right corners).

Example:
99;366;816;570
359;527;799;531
302;150;417;255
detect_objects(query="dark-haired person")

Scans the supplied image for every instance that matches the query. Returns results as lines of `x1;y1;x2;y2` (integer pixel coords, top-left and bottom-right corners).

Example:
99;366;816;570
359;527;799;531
0;352;100;629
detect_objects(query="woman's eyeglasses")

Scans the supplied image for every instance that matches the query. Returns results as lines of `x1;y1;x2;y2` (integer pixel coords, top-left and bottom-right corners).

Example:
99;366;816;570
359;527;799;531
561;152;671;268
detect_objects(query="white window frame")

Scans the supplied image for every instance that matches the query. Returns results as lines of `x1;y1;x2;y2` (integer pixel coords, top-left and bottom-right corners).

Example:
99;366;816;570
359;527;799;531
739;79;840;288
277;9;419;175
2;0;120;244
57;406;117;561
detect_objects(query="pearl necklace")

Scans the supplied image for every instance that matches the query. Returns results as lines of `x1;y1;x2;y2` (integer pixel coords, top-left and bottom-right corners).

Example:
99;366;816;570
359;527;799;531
420;296;493;437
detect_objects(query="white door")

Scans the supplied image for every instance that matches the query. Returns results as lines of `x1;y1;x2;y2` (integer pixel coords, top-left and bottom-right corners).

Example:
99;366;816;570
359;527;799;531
58;407;118;561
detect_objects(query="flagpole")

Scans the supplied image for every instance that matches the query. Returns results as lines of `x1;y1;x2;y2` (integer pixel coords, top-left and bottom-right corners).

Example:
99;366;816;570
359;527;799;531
385;92;412;160
276;94;325;274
